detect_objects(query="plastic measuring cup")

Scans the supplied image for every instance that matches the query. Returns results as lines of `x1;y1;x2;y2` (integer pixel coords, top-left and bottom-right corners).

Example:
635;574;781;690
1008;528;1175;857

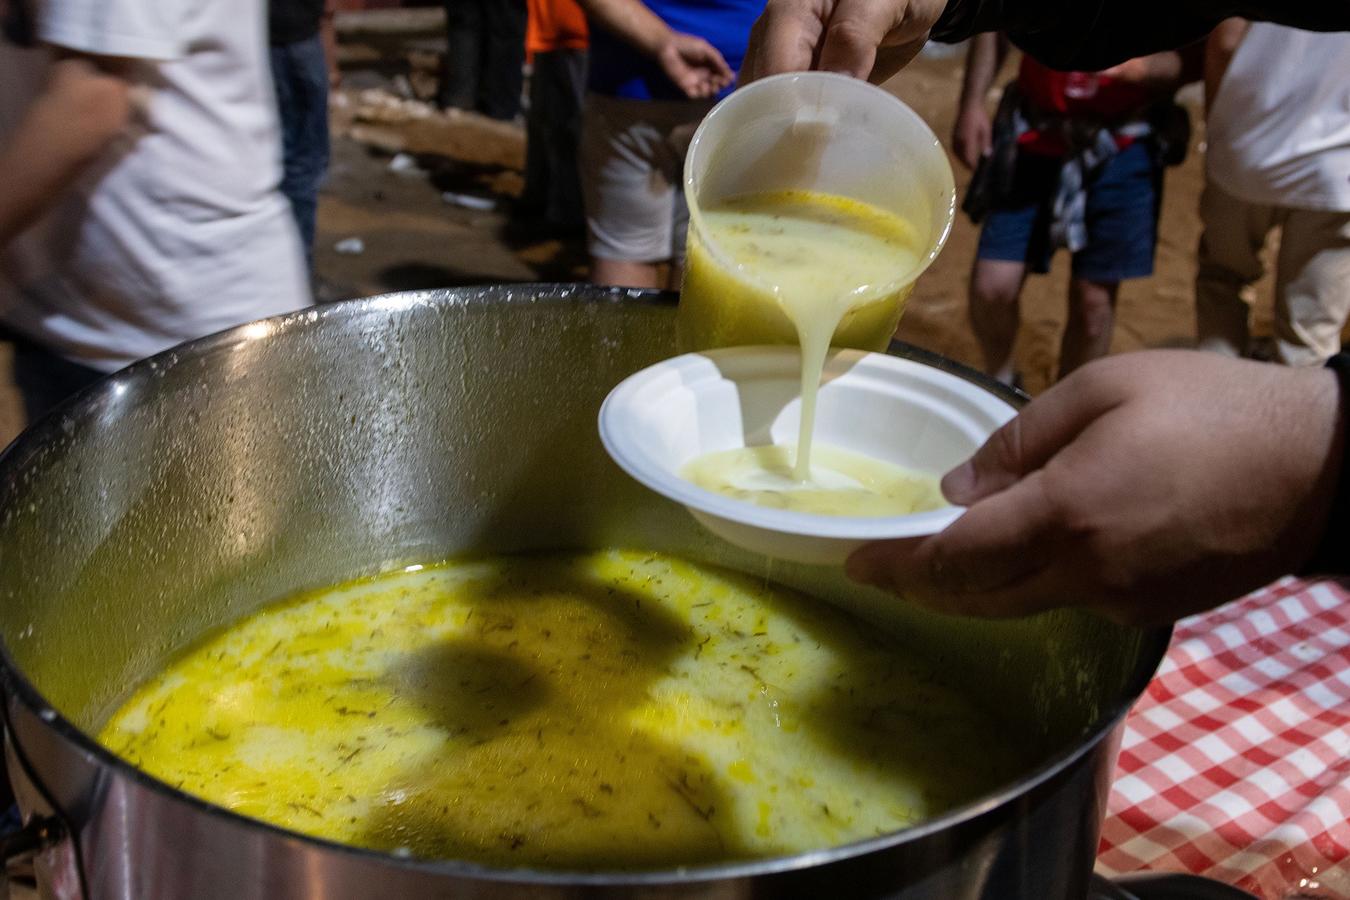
677;71;956;353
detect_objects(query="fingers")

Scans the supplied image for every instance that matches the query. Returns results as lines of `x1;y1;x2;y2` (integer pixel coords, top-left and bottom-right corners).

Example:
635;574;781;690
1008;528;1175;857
741;0;940;83
868;37;927;84
846;535;925;592
908;561;1085;620
978;121;992;157
669;63;706;99
953;123;990;170
941;369;1123;506
664;37;734;98
818;0;937;80
848;540;1060;618
740;0;826;83
680;36;734;87
700;41;735;83
816;0;899;78
1099;58;1147;83
682;72;716;99
848;468;1061;607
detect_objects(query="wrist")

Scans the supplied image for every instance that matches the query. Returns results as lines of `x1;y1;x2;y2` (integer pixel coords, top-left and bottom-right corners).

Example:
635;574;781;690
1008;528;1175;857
957;96;986;116
639;23;675;59
1298;355;1350;576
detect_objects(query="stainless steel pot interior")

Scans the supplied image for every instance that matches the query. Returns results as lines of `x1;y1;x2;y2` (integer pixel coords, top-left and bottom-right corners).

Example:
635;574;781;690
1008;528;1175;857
0;286;1168;891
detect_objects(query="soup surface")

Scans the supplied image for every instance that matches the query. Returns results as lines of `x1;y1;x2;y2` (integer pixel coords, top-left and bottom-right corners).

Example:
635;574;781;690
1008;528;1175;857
100;551;1035;869
681;443;944;518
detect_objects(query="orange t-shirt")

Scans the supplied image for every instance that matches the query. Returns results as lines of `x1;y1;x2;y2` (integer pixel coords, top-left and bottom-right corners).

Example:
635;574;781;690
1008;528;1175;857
527;0;589;56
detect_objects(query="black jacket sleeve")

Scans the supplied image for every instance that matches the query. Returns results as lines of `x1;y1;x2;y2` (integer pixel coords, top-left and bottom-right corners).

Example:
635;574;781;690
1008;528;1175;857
1302;354;1350;576
930;0;1350;70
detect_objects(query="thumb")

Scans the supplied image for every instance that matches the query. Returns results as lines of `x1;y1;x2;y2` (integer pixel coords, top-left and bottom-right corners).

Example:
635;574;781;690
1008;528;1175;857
818;0;923;80
817;0;895;78
942;373;1121;505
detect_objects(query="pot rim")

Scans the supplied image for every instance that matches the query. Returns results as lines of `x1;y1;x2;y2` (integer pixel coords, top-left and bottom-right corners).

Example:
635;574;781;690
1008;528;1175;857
0;285;1172;885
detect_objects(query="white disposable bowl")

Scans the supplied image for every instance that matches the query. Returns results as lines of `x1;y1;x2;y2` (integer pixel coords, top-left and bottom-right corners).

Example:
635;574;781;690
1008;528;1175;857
599;347;1019;565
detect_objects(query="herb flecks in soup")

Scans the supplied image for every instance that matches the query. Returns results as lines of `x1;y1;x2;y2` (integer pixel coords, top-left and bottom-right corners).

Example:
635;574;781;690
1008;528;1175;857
100;551;1032;869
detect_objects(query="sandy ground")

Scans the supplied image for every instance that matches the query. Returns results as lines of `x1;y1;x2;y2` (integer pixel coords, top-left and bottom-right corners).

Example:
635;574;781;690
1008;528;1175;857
0;39;1271;448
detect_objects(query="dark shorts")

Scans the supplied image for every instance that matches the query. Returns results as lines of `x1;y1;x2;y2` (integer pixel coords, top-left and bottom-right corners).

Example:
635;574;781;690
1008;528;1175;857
976;141;1161;282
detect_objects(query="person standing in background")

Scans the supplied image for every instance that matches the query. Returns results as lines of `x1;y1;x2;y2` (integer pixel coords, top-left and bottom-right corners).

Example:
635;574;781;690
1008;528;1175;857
1195;21;1350;367
270;0;337;268
0;0;311;422
953;33;1191;386
439;0;528;121
517;0;589;236
578;0;759;290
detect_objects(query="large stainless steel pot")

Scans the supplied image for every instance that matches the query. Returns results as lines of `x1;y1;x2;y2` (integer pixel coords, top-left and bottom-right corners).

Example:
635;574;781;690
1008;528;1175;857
0;286;1169;899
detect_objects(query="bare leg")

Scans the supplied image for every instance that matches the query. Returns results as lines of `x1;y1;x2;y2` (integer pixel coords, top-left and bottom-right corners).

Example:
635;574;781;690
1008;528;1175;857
590;257;662;289
968;258;1027;383
1060;277;1119;379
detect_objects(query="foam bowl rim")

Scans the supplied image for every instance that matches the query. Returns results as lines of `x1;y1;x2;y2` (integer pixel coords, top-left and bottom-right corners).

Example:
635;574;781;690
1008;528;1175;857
598;346;1018;542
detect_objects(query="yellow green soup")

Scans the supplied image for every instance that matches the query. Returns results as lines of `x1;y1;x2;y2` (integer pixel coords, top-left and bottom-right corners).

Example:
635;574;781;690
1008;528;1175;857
681;443;945;518
100;551;1035;869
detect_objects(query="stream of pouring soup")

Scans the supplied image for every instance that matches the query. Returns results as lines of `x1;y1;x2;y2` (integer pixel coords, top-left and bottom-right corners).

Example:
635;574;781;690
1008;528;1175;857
679;190;927;506
100;551;1036;869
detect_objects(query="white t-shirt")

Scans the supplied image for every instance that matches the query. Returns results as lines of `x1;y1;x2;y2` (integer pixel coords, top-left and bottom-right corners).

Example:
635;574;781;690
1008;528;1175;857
0;0;310;373
1206;23;1350;212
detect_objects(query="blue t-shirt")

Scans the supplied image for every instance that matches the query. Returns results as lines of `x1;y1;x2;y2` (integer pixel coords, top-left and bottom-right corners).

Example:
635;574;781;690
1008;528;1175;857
587;0;763;101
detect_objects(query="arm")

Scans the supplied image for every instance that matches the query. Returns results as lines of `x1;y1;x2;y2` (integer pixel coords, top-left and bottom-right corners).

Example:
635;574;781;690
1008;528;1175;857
0;53;131;247
1203;18;1248;115
933;0;1344;70
1101;52;1183;94
951;31;1008;171
578;0;733;98
845;351;1347;625
741;0;1350;84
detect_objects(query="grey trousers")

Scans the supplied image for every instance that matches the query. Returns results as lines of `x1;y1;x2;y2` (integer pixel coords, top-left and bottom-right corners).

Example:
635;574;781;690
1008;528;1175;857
1195;182;1350;367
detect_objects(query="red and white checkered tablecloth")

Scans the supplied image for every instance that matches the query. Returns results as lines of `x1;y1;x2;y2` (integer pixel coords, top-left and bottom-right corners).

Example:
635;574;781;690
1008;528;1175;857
1096;577;1350;900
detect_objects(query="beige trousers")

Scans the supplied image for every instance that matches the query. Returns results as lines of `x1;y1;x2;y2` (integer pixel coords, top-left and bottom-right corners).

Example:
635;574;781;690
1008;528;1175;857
1195;183;1350;367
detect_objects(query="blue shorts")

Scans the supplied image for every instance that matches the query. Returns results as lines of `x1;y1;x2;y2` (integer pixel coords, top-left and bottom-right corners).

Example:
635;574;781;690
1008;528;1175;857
975;141;1161;282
